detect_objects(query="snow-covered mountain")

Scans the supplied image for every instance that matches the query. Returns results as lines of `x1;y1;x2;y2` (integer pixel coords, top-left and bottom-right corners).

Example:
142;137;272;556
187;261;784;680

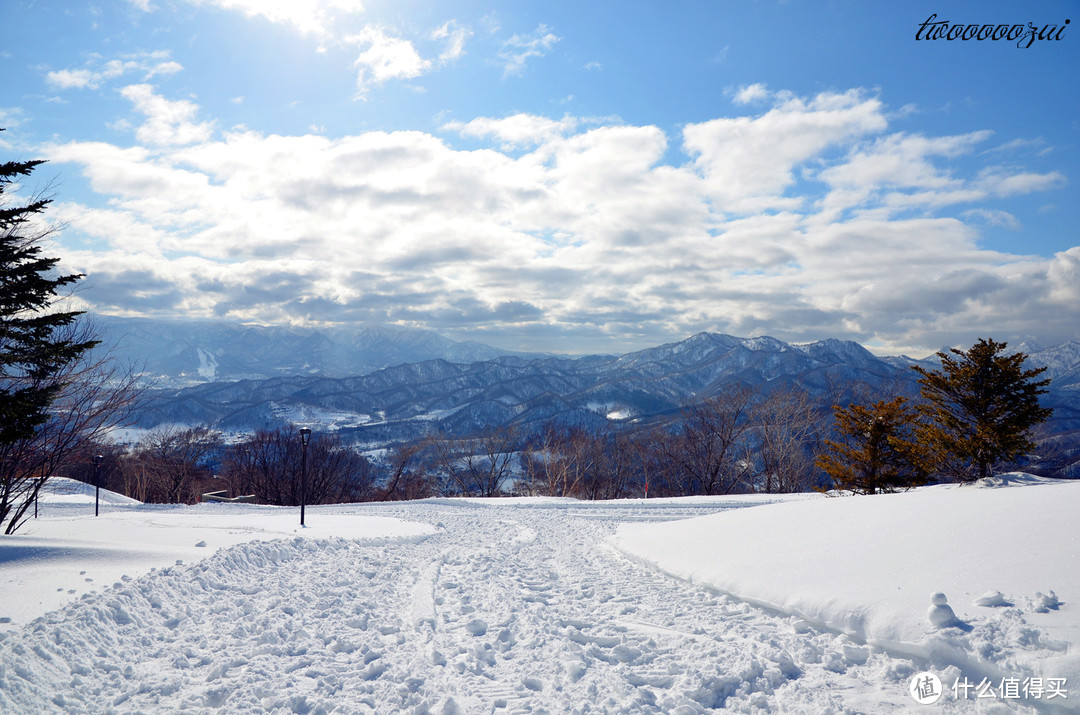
94;315;544;387
1014;340;1080;392
116;327;1080;474
128;331;911;439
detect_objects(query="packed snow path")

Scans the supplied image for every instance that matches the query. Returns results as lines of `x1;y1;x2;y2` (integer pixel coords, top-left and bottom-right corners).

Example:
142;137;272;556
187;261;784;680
1;500;999;713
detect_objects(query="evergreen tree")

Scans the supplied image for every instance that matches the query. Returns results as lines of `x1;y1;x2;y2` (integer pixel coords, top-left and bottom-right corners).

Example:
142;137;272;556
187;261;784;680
816;396;928;494
1;132;98;446
912;338;1052;481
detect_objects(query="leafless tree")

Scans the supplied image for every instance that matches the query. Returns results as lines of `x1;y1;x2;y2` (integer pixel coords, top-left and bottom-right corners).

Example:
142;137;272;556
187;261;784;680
58;438;126;494
519;422;654;500
122;425;222;504
377;439;436;501
749;388;823;493
221;426;374;505
435;424;519;497
0;332;143;534
580;427;638;501
659;386;756;496
530;423;594;497
627;426;677;498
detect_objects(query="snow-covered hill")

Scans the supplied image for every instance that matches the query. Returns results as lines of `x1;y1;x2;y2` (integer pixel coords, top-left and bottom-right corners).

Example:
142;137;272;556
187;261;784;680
95;315;544;387
1;476;1076;711
128;331;911;439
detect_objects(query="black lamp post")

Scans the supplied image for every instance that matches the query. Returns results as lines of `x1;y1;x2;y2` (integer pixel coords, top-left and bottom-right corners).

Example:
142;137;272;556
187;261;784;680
299;428;311;526
92;454;104;517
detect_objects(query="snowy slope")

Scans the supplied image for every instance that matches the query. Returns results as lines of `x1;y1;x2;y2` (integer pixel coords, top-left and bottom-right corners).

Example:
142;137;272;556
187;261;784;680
615;475;1080;703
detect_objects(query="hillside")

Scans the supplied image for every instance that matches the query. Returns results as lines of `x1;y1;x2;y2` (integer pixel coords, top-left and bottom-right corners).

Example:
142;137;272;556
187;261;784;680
129;332;908;439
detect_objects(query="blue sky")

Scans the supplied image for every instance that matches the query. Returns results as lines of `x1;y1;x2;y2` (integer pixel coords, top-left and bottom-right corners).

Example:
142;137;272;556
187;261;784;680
2;0;1077;356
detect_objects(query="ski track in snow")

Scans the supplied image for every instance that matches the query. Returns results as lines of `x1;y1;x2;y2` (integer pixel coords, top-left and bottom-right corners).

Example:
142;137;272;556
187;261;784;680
0;501;1024;713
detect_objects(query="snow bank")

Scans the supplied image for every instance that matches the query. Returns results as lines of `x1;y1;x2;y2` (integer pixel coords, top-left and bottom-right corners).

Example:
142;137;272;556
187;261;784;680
614;475;1080;690
0;479;436;630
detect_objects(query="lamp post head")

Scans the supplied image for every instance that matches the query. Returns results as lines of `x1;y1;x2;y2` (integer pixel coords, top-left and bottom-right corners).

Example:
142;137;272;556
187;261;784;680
92;454;104;466
299;427;312;446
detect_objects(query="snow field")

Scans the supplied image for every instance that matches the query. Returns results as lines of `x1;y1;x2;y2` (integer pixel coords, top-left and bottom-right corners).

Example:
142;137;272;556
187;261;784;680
615;475;1080;711
0;501;930;712
0;477;1076;712
0;480;435;630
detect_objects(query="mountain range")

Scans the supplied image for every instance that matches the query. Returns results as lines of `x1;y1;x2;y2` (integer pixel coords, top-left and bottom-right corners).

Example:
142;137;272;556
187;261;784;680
110;317;1079;476
94;315;545;388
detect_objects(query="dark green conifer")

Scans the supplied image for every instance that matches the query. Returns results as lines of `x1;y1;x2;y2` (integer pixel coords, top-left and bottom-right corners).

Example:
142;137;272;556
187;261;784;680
1;131;98;446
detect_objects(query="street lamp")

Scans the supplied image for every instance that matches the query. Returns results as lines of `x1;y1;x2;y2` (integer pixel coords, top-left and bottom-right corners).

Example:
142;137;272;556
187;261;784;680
92;454;104;517
299;428;311;526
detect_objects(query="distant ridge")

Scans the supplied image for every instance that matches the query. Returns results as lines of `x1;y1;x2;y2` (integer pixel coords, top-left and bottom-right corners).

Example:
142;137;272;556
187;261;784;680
93;315;549;387
122;329;978;437
109;320;1080;477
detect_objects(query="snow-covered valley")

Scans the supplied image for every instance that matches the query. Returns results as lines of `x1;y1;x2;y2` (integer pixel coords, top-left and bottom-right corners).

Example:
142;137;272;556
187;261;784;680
1;479;1077;713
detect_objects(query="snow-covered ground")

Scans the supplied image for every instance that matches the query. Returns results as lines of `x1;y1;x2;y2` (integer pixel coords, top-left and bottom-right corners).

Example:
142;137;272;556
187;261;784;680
0;476;1076;712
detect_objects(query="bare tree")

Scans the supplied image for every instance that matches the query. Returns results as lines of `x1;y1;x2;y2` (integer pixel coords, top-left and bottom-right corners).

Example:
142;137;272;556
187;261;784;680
122;425;222;504
627;426;677;498
750;388;823;493
518;422;649;500
0;333;142;533
660;386;756;496
377;439;435;501
531;423;594;497
221;426;374;505
57;438;126;494
579;427;638;501
435;424;519;497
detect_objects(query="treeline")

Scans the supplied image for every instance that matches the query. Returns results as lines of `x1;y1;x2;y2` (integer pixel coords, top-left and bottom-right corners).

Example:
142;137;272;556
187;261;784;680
74;400;816;506
67;383;829;504
72;426;377;506
73;337;1057;505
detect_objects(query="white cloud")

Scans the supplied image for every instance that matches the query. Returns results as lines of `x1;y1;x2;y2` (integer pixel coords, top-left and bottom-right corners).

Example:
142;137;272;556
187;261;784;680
144;61;184;80
962;208;1021;230
684;89;887;213
1046;247;1080;306
47;68;101;90
732;83;769;105
181;0;366;36
430;21;472;63
119;84;214;146
46;53;184;90
986;137;1047;155
821;131;990;190
499;24;559;78
0;107;25;133
443;113;577;148
43;87;1076;354
135;1;466;96
347;26;432;94
979;170;1067;197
